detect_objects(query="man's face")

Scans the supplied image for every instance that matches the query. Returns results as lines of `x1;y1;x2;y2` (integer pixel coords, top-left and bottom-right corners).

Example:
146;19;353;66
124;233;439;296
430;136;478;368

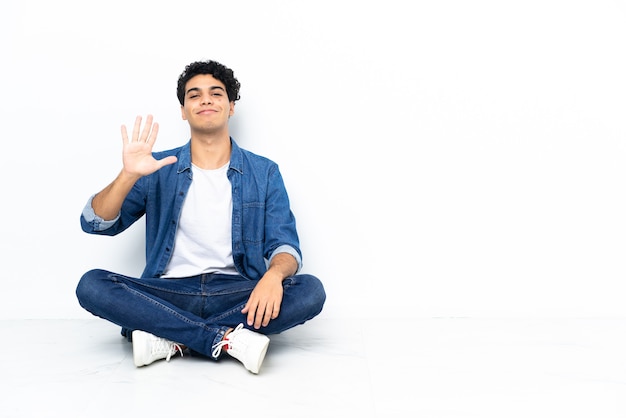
180;74;235;134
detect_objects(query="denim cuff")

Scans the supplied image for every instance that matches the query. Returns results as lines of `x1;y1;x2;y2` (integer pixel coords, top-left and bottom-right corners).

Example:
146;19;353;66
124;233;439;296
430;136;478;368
269;245;302;273
82;194;120;231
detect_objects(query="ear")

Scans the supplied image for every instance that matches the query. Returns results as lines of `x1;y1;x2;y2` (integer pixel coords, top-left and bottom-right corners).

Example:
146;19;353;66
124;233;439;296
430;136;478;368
181;105;187;121
229;102;235;117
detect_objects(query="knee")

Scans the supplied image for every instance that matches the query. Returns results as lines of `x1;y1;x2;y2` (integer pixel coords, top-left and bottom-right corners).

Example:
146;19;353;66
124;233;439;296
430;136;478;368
311;275;326;305
313;277;326;313
298;274;326;313
75;269;110;309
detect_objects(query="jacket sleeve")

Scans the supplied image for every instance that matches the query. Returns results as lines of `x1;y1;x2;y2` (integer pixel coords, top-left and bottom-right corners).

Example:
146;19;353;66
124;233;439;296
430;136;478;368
79;177;147;236
263;164;303;272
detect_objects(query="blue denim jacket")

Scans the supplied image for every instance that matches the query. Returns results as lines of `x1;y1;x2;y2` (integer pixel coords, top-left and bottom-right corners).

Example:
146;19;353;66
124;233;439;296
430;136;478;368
81;139;302;280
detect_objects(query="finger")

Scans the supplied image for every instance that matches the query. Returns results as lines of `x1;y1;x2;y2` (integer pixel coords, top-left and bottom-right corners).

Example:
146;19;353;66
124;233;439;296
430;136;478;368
258;303;274;328
249;309;258;328
264;303;279;326
253;303;269;329
155;156;177;169
244;301;257;327
271;303;280;319
262;307;272;327
121;125;129;143
254;307;264;329
147;122;159;145
139;115;153;143
131;116;142;142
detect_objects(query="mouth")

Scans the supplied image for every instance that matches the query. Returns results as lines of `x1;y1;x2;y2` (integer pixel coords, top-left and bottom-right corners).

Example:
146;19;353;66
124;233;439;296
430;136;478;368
198;109;216;115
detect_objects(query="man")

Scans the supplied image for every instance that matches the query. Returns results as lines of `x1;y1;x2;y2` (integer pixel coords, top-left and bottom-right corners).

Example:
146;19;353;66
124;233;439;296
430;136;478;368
76;60;326;374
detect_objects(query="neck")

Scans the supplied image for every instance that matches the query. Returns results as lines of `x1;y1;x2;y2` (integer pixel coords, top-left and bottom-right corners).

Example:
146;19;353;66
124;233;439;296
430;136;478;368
190;134;231;169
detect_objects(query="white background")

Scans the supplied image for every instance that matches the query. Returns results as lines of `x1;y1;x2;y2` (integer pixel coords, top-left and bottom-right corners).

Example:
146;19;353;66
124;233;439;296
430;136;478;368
1;0;624;320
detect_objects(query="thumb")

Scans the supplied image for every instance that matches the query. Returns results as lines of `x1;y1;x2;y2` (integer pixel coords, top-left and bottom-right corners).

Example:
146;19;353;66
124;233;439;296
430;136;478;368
156;156;178;169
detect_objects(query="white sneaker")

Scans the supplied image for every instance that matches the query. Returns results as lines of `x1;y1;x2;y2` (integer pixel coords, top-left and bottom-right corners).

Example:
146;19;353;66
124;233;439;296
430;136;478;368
132;330;183;367
212;323;270;374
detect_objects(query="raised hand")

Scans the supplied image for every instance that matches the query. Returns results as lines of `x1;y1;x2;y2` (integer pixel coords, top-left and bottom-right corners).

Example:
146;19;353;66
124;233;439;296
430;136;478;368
121;115;177;178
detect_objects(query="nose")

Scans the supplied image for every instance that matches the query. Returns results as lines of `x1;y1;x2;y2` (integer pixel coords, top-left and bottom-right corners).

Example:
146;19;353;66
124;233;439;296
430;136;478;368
201;93;212;105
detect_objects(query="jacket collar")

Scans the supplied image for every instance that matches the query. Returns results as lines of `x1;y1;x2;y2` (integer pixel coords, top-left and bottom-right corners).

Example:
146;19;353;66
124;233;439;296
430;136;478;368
177;137;243;174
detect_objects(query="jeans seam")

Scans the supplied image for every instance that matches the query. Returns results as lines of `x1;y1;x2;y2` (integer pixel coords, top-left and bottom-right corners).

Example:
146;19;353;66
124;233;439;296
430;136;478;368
117;281;210;329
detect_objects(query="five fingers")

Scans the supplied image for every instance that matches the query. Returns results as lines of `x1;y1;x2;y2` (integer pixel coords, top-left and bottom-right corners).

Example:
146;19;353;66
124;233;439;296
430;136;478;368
244;301;279;329
122;115;158;144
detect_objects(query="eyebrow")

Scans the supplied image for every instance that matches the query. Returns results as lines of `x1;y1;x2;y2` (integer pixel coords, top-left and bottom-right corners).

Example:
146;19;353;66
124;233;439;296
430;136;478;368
185;85;226;95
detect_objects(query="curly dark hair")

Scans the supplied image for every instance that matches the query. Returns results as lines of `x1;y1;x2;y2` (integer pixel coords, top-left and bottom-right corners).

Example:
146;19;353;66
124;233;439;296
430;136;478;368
176;60;241;105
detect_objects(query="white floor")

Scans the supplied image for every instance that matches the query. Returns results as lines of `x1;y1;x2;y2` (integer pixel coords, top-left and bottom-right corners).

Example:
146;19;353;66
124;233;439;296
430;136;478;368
2;317;626;417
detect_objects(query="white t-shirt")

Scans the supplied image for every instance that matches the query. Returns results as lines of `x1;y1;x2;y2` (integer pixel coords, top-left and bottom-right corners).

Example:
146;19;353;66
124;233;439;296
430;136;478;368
161;162;237;277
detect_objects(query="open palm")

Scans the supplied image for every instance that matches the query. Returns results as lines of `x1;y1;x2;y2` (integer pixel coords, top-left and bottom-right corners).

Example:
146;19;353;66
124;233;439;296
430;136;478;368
121;115;177;177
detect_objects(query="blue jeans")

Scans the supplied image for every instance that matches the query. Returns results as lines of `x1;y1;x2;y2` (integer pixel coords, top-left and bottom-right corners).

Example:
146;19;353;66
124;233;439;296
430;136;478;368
76;269;326;359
